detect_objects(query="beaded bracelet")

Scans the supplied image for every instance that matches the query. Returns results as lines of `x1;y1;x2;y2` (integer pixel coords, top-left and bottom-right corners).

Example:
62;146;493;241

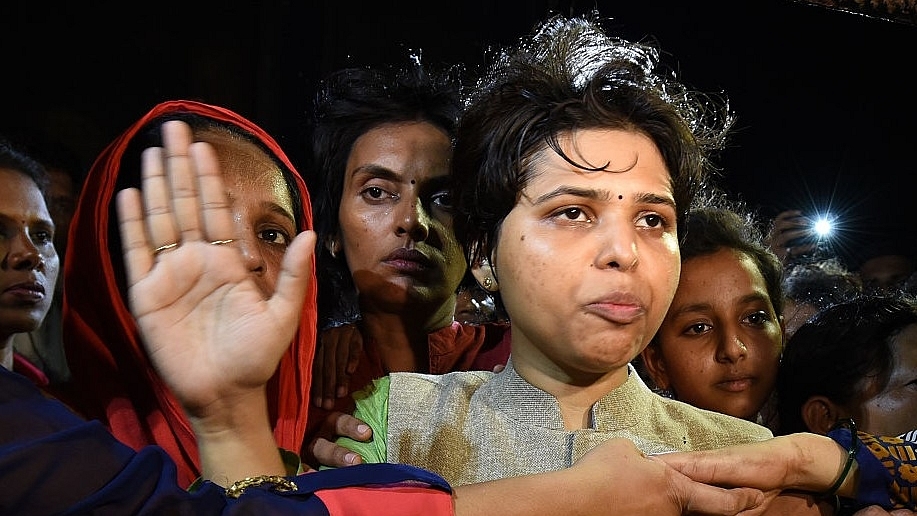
824;418;858;497
226;475;298;499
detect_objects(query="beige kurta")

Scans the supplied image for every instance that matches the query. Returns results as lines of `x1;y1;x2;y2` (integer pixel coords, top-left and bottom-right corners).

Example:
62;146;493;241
387;360;773;486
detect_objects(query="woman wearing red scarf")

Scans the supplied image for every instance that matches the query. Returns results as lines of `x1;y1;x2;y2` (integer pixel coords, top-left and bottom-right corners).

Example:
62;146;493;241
59;100;318;488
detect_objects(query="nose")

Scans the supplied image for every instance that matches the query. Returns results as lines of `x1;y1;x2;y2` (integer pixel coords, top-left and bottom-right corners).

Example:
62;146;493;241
395;197;430;243
236;235;266;276
4;231;44;271
596;221;638;271
716;331;749;363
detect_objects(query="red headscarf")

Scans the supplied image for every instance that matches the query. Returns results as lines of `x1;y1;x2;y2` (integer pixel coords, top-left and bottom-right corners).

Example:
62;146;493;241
61;100;317;487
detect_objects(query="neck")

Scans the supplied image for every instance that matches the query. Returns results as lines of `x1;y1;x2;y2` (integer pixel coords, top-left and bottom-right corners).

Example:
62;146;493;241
359;311;434;373
510;355;631;430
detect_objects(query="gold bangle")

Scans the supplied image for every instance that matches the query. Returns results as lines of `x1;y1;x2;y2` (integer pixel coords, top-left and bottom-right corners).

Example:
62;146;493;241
225;475;297;499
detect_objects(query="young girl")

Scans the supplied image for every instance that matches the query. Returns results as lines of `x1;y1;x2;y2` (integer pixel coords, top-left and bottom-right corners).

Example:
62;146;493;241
640;201;784;428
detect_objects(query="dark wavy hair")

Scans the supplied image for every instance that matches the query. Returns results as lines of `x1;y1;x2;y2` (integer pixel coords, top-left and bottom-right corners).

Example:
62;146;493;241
776;292;917;434
453;12;734;273
678;196;785;316
0;135;50;197
306;56;466;327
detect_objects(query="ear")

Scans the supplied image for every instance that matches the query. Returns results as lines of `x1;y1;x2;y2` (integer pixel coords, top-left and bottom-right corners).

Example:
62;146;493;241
471;257;499;292
639;345;670;391
801;396;844;434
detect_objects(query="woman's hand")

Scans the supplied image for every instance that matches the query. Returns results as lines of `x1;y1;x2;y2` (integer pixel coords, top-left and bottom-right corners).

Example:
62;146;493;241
312;324;364;409
115;120;316;483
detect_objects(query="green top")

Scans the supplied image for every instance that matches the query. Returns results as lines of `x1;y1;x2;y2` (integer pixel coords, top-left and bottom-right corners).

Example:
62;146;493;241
327;376;390;467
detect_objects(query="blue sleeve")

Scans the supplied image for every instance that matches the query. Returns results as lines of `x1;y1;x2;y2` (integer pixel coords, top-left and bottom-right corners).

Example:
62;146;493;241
0;366;225;514
828;426;916;510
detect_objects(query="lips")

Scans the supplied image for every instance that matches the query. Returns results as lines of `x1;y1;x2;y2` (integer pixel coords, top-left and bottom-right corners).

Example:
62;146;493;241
2;280;47;303
584;292;647;324
716;375;754;393
383;247;434;273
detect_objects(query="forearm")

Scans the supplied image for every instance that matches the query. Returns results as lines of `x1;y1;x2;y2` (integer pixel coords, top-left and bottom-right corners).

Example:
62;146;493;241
453;469;593;516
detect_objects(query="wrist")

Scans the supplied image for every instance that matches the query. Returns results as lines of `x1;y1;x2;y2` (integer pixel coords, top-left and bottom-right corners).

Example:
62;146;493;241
823;419;860;499
191;388;287;486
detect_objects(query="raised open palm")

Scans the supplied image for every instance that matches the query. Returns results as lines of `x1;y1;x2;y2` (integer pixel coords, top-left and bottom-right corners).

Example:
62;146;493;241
115;120;315;420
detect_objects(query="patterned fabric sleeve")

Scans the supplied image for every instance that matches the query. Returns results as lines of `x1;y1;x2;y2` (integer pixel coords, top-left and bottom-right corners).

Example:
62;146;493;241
828;426;917;510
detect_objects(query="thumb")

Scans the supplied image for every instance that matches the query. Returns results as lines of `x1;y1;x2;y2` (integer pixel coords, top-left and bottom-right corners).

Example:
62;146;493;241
271;229;317;325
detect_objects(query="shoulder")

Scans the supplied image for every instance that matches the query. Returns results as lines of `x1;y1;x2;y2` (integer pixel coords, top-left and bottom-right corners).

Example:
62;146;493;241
386;371;493;418
652;396;774;448
390;370;493;392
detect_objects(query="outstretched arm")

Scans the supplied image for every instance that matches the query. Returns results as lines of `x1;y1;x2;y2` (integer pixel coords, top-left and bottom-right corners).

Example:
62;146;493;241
115;120;316;486
455;438;768;516
654;433;846;495
655;431;917;512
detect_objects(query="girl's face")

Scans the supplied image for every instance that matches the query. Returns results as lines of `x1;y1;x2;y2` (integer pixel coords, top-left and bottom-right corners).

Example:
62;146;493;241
643;248;783;421
197;129;296;298
495;129;680;388
336;121;465;329
858;322;917;436
0;168;59;340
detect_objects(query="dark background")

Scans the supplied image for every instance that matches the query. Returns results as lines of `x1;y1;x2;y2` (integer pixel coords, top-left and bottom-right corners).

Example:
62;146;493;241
4;0;915;267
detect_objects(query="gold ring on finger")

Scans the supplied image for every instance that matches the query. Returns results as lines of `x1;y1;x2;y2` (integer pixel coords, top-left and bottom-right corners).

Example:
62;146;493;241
153;242;179;255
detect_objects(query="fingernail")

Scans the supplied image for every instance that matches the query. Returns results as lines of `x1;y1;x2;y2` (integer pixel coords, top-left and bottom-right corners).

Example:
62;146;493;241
344;453;357;465
357;424;370;434
337;386;347;398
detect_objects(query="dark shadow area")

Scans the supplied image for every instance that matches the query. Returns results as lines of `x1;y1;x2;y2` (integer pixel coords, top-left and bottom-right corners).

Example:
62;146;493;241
4;0;914;267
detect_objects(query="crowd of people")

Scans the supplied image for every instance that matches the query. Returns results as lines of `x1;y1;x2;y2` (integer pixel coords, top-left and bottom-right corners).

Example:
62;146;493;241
2;10;915;516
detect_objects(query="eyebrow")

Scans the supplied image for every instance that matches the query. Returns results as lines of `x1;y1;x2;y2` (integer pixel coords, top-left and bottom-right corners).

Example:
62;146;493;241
264;202;296;225
350;164;400;182
670;292;773;318
531;187;675;210
0;212;55;229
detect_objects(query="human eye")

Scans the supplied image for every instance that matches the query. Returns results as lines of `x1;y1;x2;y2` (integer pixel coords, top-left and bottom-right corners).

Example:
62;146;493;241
429;190;453;211
258;228;291;246
550;206;592;223
31;223;55;246
33;230;54;245
360;185;397;203
636;212;671;230
744;310;773;327
683;322;712;336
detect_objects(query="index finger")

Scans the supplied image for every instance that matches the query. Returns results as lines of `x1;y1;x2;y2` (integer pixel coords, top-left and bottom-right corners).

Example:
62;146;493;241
116;187;153;289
